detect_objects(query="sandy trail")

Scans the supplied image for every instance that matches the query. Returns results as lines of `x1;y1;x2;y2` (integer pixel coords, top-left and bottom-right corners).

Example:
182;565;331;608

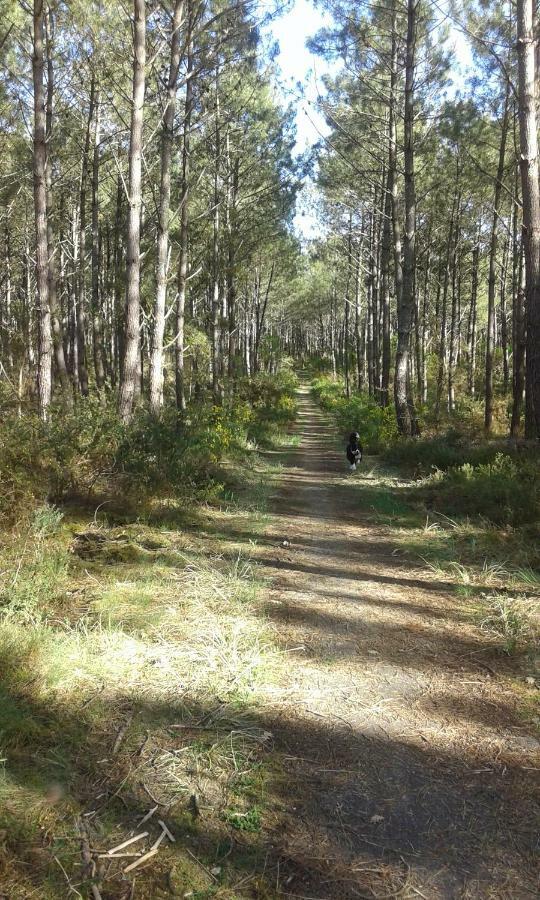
252;386;539;899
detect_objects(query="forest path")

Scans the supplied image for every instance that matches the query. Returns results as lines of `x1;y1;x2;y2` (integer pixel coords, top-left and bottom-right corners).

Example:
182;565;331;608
251;384;539;899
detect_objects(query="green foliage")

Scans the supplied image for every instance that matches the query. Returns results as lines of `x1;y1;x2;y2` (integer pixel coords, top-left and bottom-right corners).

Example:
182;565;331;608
223;804;262;832
383;432;512;475
421;453;540;527
479;594;537;656
0;506;69;623
240;369;298;445
311;376;397;451
0;372;297;524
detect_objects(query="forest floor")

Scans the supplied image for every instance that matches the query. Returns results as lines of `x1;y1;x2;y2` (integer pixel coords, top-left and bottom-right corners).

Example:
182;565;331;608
1;386;539;899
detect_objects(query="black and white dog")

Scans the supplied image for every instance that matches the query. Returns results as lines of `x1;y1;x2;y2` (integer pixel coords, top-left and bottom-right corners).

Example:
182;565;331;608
346;432;363;472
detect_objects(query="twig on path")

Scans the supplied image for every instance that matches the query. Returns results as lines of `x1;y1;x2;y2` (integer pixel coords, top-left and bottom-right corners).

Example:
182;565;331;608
53;855;83;898
107;833;148;856
157;820;176;843
123;848;159;874
184;847;219;882
78;821;103;900
141;782;167;806
135;806;158;829
113;713;134;754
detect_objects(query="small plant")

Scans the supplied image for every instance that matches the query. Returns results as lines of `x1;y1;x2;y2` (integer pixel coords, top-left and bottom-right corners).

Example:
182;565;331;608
479;594;534;655
224;804;262;832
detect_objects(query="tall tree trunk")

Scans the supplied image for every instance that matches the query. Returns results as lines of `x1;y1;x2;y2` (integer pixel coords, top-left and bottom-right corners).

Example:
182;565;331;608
149;0;184;414
468;230;480;397
389;0;403;402
175;20;194;412
511;237;526;435
436;200;456;420
500;234;510;393
119;0;146;422
91;84;106;397
227;154;240;380
45;9;72;407
517;0;540;438
33;0;52;419
447;189;461;412
394;0;417;435
77;74;95;397
211;68;221;400
380;163;392;405
485;81;510;432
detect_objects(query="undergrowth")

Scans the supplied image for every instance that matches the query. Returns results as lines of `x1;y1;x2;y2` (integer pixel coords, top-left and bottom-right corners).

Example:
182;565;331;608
311;375;397;451
0;371;296;898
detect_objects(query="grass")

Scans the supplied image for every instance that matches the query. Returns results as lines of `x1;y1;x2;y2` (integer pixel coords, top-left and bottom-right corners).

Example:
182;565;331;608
347;461;540;663
0;445;287;898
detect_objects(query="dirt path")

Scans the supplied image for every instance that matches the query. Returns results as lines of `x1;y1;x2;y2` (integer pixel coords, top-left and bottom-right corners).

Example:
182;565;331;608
252;386;539;899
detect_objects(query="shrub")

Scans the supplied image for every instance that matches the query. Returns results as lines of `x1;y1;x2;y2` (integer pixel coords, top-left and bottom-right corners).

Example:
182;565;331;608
421;453;540;527
0;505;68;623
311;376;397;451
239;369;298;445
0;370;299;524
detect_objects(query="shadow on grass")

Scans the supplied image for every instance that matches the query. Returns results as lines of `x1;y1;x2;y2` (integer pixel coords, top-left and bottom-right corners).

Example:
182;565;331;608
0;642;538;900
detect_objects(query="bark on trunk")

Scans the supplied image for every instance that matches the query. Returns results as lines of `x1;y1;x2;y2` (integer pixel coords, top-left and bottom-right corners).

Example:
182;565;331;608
33;0;53;419
91;85;106;397
150;0;184;414
45;9;72;406
485;81;510;432
517;0;540;438
118;0;145;422
175;23;194;412
394;0;417;435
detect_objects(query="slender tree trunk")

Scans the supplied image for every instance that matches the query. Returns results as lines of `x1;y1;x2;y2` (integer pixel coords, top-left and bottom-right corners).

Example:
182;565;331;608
394;0;417;435
517;0;540;438
45;9;72;407
468;231;480;397
389;0;403;402
500;234;510;393
118;0;146;422
149;0;184;414
355;247;363;390
33;0;52;419
227;155;240;380
211;69;221;400
76;74;95;398
91;84;106;397
485;81;510;432
447;189;461;412
175;28;193;411
511;237;526;435
380;163;392;405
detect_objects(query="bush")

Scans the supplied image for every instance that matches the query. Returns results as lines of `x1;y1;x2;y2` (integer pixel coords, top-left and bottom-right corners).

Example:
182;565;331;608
239;369;298;445
311;376;397;451
382;426;540;477
0;505;68;622
420;453;540;527
0;371;299;525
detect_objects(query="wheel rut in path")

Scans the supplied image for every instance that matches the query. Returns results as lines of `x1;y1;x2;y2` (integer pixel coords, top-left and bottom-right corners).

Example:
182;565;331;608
252;385;539;900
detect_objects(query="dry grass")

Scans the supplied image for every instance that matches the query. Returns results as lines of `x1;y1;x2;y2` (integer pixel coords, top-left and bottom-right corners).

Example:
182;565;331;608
0;457;285;898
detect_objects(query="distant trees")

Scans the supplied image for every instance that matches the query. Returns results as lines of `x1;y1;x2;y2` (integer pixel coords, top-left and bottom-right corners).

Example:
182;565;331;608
290;0;540;439
0;0;296;420
3;0;540;440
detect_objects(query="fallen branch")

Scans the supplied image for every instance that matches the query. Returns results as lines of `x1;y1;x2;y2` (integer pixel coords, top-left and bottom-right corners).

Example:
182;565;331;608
78;821;103;900
124;848;159;874
107;832;148;856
